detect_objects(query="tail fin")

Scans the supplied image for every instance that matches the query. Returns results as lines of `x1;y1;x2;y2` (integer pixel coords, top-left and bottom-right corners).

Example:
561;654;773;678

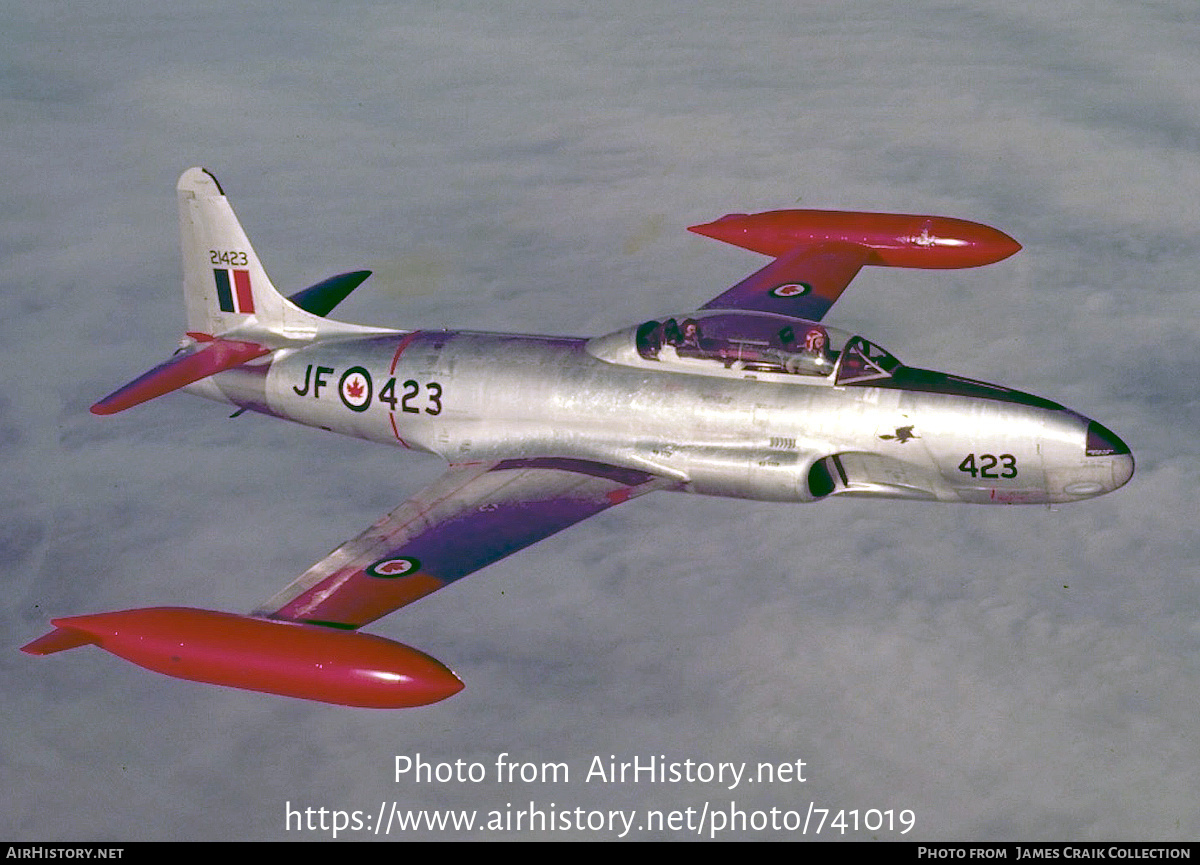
179;167;323;339
91;169;392;415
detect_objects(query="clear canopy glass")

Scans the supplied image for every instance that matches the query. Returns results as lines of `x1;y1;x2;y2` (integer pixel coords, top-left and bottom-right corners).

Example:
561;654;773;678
632;310;900;384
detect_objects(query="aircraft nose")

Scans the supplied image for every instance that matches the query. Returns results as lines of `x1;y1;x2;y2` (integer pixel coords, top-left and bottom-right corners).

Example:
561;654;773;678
1047;417;1133;500
1084;420;1134;492
1113;451;1135;490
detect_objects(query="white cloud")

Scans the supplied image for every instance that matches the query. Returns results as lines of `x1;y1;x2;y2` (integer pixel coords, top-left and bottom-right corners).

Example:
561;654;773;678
3;0;1196;841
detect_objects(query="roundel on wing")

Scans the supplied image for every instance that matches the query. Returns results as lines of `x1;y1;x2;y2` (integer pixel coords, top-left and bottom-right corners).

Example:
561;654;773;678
339;366;373;411
367;557;421;578
770;282;811;298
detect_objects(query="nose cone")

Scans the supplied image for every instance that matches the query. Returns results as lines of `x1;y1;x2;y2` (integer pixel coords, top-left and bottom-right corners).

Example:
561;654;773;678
983;228;1022;265
1053;420;1133;499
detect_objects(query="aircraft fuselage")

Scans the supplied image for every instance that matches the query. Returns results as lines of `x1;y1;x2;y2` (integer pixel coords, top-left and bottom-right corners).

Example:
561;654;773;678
196;323;1132;506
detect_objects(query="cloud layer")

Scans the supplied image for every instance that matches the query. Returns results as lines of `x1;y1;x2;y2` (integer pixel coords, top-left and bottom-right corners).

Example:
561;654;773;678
4;1;1198;840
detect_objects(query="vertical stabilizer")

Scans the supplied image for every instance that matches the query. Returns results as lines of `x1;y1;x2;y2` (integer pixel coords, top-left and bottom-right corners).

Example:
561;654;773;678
177;167;328;339
88;169;395;415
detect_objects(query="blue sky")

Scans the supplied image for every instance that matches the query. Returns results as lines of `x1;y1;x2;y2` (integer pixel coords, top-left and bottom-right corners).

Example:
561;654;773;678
3;1;1198;840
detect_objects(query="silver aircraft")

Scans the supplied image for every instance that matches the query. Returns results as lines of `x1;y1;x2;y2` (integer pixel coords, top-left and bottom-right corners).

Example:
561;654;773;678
22;169;1133;707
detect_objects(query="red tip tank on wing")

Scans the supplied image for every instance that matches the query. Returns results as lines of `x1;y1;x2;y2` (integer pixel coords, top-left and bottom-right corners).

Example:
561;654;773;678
21;607;463;708
688;210;1021;269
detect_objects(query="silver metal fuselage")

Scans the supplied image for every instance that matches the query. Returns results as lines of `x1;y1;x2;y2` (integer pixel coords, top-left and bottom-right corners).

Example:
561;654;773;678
196;321;1133;506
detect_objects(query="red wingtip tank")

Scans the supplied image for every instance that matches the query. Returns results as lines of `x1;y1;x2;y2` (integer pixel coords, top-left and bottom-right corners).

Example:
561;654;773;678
21;607;463;708
688;210;1021;269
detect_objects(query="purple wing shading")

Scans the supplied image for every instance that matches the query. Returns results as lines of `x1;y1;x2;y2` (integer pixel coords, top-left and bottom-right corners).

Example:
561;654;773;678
700;241;871;322
254;459;676;630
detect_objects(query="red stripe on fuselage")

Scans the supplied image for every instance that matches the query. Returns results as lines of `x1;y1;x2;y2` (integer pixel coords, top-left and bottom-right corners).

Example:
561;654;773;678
387;333;421;447
389;331;419;374
389;412;412;449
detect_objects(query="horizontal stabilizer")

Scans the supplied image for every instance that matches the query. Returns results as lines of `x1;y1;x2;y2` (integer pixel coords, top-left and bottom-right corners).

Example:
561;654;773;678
287;270;372;317
91;337;269;415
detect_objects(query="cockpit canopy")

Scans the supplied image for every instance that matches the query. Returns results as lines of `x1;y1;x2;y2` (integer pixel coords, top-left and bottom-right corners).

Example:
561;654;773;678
589;309;901;385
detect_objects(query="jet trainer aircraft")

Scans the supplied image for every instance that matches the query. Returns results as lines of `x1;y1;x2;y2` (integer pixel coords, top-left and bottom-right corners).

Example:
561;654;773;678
23;168;1133;707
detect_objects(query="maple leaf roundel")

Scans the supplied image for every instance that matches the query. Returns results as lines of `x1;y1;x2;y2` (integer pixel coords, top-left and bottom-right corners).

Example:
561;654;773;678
338;366;373;412
367;556;421;578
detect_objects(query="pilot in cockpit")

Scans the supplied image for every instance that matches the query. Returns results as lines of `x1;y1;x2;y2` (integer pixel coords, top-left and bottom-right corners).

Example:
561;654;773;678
662;318;682;349
661;317;701;355
803;326;828;356
677;318;702;354
783;325;833;375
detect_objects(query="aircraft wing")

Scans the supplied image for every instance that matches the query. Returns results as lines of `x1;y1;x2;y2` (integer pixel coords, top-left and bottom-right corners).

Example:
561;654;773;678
254;458;676;629
699;241;871;321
